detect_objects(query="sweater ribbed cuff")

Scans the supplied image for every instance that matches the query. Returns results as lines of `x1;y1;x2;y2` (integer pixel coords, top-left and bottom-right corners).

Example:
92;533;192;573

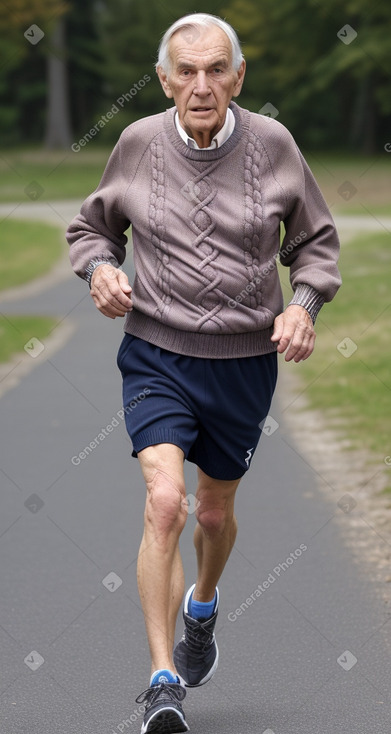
85;257;119;288
288;284;325;324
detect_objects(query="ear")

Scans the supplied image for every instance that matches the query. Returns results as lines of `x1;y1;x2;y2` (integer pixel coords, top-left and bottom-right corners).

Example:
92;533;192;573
157;65;174;99
232;59;246;98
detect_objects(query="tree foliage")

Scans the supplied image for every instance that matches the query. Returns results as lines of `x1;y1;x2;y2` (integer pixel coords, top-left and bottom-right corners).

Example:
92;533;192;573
0;0;389;151
222;0;391;150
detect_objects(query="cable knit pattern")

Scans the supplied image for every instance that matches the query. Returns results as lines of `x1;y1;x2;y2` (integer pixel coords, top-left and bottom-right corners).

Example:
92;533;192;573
188;162;226;330
149;138;171;319
243;133;264;309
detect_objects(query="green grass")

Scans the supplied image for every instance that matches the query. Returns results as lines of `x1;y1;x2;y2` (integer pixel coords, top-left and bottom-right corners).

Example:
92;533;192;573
283;231;391;487
0;219;64;290
0;314;57;363
302;151;391;218
0;148;111;203
0;218;63;363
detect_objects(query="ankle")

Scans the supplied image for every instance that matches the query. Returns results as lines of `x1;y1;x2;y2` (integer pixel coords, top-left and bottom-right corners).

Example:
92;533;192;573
188;586;218;620
150;668;179;686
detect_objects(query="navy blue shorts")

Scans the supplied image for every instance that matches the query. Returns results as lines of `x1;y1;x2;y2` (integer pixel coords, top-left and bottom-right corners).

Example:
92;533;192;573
117;334;278;480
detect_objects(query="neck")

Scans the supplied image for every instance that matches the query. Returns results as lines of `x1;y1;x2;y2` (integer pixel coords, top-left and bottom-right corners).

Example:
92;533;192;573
182;123;218;149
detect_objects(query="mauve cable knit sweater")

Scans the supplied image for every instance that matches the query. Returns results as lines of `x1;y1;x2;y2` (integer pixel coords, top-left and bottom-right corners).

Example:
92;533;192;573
67;101;341;358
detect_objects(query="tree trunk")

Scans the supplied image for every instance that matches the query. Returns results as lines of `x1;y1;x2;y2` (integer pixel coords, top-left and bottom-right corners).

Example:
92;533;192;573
44;16;72;149
349;74;376;155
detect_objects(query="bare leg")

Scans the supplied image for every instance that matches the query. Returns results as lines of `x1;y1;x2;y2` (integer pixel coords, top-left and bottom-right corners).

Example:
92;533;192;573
137;443;187;676
192;467;241;603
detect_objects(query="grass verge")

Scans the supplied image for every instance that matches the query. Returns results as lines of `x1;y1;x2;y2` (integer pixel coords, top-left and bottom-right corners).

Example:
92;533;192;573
0;148;111;203
0;315;57;364
0;218;63;362
281;231;391;490
301;151;390;218
0;219;63;291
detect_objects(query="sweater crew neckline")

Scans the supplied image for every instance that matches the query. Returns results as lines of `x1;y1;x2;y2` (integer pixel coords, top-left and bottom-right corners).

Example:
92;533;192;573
164;101;248;160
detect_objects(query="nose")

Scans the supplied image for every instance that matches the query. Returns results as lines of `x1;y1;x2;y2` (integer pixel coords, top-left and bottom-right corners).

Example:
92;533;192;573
194;70;210;96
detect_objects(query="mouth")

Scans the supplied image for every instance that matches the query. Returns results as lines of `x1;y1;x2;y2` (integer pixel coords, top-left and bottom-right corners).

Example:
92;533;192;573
191;107;214;112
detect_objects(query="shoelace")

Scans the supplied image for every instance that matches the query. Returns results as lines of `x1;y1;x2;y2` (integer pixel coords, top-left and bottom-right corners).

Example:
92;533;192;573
184;618;214;653
135;682;186;709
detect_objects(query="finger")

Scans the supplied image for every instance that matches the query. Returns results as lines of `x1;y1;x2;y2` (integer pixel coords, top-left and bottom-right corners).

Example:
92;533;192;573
285;324;309;362
276;324;297;353
270;314;285;343
300;332;316;361
91;291;133;318
118;270;132;293
287;332;309;361
92;267;133;309
92;278;132;311
284;323;311;361
99;308;124;319
290;338;310;362
95;302;130;319
98;288;132;313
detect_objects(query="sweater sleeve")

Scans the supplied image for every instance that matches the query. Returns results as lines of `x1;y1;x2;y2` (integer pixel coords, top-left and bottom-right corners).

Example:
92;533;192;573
276;138;342;305
66;135;131;283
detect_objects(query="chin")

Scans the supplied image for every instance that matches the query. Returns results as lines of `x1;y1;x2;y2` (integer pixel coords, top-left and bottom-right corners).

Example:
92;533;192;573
189;113;218;128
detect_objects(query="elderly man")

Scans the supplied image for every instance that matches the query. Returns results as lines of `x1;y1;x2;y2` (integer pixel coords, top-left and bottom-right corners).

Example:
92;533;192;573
67;12;341;734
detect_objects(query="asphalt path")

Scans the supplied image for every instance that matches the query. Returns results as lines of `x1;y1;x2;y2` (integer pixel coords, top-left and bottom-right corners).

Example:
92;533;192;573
1;212;391;734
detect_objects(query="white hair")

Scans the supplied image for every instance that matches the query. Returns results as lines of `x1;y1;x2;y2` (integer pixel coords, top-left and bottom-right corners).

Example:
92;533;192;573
156;13;244;75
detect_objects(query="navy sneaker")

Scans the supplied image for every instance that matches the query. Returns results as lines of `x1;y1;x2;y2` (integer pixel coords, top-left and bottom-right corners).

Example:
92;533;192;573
173;584;219;687
136;677;189;734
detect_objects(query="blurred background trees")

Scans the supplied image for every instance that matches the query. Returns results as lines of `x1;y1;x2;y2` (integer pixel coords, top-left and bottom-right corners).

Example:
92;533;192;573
0;0;389;152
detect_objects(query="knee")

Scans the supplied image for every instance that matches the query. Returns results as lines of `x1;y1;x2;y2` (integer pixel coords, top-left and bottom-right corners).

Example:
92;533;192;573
195;505;230;538
144;469;187;537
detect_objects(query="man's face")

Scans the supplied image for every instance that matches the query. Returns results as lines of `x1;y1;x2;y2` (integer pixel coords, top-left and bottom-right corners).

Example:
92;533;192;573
157;25;246;149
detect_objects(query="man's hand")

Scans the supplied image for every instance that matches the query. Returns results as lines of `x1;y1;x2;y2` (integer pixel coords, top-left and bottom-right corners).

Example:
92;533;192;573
271;305;316;362
90;264;133;319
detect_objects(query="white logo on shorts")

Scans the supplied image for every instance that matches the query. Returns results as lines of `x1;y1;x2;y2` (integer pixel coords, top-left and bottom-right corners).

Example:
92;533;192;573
245;447;254;467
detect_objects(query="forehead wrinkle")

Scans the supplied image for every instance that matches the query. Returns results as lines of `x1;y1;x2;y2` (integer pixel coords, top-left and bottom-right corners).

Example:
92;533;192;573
171;44;232;70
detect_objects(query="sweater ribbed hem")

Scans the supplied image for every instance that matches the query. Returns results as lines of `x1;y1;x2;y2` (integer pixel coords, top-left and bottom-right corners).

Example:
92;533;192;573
288;284;325;324
124;310;277;359
85;256;119;287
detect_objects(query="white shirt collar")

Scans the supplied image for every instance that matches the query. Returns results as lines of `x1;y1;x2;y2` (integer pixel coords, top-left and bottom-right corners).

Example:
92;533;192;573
174;107;235;150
